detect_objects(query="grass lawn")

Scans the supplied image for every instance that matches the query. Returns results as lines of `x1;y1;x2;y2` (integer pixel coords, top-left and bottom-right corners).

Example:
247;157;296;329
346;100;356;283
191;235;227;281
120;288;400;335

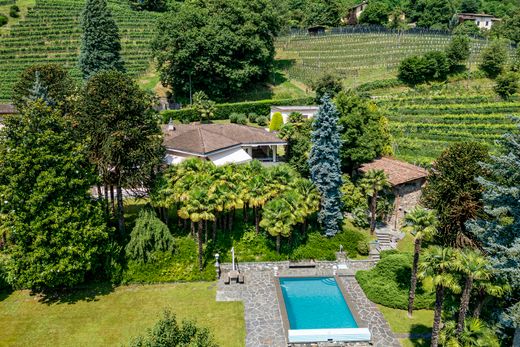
377;305;433;335
0;283;245;347
400;338;430;347
397;232;414;253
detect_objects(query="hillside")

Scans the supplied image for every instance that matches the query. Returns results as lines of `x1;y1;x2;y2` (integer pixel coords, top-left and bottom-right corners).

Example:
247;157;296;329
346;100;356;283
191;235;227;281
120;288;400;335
276;30;492;88
0;0;159;102
377;94;520;164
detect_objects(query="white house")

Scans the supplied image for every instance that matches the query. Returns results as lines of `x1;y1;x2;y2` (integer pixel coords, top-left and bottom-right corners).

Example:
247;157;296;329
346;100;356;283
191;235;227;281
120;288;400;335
343;1;368;25
162;122;287;166
457;13;500;30
270;105;319;124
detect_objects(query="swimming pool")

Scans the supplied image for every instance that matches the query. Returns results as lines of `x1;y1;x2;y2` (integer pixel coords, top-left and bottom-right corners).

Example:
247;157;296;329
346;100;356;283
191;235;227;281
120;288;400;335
278;277;371;343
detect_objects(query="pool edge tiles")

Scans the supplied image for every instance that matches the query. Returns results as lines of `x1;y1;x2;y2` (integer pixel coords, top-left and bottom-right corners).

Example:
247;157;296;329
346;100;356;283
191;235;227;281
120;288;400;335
275;276;371;344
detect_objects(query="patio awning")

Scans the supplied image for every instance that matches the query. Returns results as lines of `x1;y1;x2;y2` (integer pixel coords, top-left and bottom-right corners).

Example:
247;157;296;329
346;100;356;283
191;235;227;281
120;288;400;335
209;147;252;166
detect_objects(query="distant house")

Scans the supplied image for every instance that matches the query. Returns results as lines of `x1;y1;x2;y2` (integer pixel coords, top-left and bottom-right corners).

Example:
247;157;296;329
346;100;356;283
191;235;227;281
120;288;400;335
359;157;428;229
457;13;500;30
162;122;287;166
0;104;17;129
343;0;368;25
270;106;319;124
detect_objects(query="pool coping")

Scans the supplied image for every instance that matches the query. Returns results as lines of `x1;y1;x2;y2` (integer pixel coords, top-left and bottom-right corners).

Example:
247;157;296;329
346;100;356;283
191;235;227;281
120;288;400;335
274;275;370;344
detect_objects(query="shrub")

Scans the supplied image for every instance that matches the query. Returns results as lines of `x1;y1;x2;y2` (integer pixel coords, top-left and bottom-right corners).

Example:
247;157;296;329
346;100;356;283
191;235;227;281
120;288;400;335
229;112;243;123
125;209;175;263
129;309;217;347
312;72;343;103
247;112;258;123
356;240;369;255
256;115;268;126
356;253;435;309
445;35;470;70
479;40;509;79
398;55;429;86
0;254;11;291
494;71;519;100
288;112;303;123
9;5;19;18
0;14;7;27
423;51;449;81
355;79;403;92
269;112;283;131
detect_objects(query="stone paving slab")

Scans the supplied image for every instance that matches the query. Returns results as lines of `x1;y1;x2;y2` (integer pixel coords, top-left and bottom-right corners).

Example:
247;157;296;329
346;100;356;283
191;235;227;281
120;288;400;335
216;263;399;347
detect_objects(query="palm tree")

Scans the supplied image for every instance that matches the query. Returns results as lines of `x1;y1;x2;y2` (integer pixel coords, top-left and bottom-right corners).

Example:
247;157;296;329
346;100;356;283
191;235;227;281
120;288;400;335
419;246;461;347
472;279;509;319
259;198;294;253
291;178;320;234
248;175;271;234
401;207;438;318
359;169;390;234
439;318;499;347
453;250;492;334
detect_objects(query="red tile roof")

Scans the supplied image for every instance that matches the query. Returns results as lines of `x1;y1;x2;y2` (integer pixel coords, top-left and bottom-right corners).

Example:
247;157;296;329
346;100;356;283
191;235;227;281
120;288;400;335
359;157;428;186
162;123;286;155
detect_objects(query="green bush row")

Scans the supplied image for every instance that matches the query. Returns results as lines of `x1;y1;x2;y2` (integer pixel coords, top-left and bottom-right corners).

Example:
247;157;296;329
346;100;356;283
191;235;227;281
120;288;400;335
355;79;403;92
356;252;435;310
161;97;314;123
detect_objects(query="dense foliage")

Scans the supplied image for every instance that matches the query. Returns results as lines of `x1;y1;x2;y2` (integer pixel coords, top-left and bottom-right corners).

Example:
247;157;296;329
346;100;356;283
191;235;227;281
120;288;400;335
125;209;175;263
80;70;164;235
356;252;435;310
335;91;392;172
269;112;283;131
494;71;519;100
308;96;343;235
12;64;76;113
479;40;509;79
0;100;112;290
422;142;489;248
79;0;125;79
129;309;218;347
467;125;520;337
152;0;280;101
279;118;312;177
312;72;343;103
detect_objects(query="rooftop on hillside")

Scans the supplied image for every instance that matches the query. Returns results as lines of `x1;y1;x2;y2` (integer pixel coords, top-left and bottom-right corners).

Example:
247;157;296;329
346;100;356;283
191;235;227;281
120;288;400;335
359;157;428;186
162;123;286;156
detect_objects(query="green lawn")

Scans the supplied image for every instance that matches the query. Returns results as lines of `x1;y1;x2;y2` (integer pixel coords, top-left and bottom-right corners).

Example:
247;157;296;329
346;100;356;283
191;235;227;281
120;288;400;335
377;305;433;334
0;283;245;347
397;232;414;253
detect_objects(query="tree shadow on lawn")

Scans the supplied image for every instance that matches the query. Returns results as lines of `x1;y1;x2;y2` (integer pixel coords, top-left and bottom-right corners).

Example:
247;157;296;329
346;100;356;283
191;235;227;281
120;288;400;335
35;281;115;305
0;289;12;302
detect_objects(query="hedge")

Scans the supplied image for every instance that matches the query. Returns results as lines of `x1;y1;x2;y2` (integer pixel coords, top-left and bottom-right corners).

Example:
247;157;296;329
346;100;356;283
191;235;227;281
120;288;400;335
355;252;435;310
355;78;403;92
161;97;314;123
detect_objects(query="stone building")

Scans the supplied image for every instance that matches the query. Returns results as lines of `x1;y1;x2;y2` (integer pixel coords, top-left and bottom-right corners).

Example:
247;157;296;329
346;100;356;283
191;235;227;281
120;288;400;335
359;157;428;230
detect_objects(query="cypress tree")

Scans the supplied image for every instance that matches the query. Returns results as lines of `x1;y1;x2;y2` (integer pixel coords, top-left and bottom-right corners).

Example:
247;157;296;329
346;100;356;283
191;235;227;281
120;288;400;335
308;95;343;235
79;0;125;79
467;125;520;337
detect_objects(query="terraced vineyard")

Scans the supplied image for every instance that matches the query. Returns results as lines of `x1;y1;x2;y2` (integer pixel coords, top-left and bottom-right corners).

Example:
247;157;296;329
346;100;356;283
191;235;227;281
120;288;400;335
276;31;491;86
377;96;520;164
0;0;160;102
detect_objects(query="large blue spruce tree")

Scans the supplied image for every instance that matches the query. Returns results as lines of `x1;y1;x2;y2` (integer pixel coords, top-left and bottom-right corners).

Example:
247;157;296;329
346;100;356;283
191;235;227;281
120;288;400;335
467;124;520;339
79;0;125;79
308;95;343;235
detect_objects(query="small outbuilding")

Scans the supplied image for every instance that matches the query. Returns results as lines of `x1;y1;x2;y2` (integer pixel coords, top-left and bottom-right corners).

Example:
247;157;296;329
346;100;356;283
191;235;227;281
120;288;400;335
0;104;17;129
343;1;368;25
270;105;319;124
307;26;326;35
359;157;428;229
457;13;500;30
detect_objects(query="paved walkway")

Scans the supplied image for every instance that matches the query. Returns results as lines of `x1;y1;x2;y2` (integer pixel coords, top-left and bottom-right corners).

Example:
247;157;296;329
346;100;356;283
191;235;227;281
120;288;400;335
216;262;399;347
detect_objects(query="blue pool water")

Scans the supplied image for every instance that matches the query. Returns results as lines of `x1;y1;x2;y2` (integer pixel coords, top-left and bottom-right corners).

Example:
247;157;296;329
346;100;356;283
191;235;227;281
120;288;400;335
279;277;358;330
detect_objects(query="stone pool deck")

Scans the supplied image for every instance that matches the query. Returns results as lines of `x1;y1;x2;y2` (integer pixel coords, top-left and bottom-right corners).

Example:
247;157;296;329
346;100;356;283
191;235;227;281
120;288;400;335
216;261;400;347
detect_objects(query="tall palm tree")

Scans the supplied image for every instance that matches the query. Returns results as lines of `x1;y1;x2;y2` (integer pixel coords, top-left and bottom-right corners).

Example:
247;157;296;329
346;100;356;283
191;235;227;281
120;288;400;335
259;198;294;253
402;207;438;318
359;169;390;234
453;249;492;334
419;246;461;347
248;175;271;234
291;178;320;234
439;318;499;347
472;279;509;319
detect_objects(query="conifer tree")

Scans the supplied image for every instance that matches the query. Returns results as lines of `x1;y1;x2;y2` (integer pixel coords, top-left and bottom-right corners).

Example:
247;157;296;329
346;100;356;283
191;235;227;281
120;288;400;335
79;0;125;79
467;125;520;339
308;95;343;235
0;100;112;290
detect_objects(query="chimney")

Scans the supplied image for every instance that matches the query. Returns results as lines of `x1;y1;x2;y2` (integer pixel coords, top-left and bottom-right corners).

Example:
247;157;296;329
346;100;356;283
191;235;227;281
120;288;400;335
168;118;175;132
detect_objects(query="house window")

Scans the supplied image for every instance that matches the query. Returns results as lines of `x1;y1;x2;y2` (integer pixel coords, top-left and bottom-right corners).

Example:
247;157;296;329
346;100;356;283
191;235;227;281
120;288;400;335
485;21;489;26
476;20;480;26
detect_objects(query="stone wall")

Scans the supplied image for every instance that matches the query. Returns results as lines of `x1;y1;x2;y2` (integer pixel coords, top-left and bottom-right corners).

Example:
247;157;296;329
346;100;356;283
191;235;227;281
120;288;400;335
388;178;425;230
